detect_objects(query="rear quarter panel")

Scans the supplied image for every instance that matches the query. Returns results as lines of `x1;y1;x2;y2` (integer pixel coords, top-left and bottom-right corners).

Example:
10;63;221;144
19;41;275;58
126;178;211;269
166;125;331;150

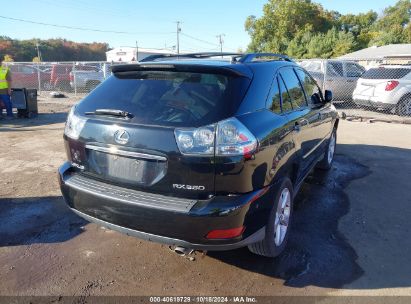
214;110;296;195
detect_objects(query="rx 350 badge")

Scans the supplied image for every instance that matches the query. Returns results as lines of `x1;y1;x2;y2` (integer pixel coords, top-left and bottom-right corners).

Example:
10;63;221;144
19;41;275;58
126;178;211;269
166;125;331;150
173;184;205;191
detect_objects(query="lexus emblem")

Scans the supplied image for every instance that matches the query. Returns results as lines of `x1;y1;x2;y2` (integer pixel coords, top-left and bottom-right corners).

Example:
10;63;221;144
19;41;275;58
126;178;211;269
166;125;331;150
114;129;130;145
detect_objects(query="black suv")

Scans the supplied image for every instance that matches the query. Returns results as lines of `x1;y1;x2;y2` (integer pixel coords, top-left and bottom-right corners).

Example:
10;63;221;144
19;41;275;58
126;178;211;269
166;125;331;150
59;53;338;257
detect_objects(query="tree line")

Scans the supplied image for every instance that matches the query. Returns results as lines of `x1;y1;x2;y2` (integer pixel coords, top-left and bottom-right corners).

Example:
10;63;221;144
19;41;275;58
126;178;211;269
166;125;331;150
245;0;411;58
0;37;109;62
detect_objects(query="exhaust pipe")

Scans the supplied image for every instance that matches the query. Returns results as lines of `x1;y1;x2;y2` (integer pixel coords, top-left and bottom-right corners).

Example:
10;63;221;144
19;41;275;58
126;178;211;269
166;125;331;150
173;246;193;256
168;246;207;261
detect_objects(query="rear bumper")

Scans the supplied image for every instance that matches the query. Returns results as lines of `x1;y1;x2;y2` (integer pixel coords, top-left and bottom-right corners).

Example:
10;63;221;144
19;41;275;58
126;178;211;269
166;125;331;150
71;208;265;251
353;98;396;109
58;162;272;250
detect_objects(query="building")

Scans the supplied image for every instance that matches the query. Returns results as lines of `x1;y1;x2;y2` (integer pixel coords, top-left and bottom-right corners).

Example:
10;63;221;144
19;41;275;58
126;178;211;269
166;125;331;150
339;44;411;68
106;47;176;62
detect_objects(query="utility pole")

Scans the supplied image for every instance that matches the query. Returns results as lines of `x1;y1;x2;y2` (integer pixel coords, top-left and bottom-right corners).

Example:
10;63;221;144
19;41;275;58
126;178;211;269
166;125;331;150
36;41;42;61
176;21;181;55
217;34;225;56
135;41;139;61
35;41;42;93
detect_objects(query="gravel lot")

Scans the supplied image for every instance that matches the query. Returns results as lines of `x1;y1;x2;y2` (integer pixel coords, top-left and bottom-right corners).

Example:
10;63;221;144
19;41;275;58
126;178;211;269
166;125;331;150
1;95;411;299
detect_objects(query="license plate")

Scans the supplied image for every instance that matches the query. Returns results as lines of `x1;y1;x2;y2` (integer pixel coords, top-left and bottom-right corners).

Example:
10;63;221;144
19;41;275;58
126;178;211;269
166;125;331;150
87;150;148;184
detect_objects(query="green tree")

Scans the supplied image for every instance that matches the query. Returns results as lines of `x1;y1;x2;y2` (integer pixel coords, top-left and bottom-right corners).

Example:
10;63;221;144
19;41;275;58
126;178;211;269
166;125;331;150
339;11;378;49
245;0;410;58
370;0;411;45
286;26;314;58
245;0;336;53
305;28;356;58
3;54;14;62
0;37;109;62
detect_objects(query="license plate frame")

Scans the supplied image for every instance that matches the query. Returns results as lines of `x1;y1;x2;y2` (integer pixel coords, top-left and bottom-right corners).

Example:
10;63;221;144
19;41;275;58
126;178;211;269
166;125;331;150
87;150;148;185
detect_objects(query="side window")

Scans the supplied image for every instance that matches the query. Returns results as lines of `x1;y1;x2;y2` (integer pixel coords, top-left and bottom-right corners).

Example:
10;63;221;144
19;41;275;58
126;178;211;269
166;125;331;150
345;62;364;78
327;62;344;77
295;69;322;104
279;68;307;109
299;61;322;73
278;75;293;112
266;77;282;114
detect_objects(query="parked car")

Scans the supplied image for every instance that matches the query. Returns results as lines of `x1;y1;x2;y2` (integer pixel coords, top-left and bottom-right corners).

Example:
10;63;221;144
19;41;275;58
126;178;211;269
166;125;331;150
50;64;98;92
70;63;111;92
69;69;104;92
299;59;365;103
8;64;52;90
353;65;411;116
58;53;338;258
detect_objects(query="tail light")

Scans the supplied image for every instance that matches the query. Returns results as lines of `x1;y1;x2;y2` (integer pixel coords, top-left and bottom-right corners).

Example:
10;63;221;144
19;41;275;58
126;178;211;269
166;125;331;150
69;72;74;82
206;226;245;239
385;80;399;91
65;106;87;139
175;118;257;158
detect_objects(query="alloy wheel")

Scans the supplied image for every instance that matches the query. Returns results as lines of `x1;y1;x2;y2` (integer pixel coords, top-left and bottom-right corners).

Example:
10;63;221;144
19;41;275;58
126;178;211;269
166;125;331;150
274;188;291;246
328;133;336;164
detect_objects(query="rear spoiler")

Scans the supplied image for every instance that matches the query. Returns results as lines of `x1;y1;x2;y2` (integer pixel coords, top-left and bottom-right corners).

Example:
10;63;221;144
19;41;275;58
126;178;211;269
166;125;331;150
111;63;253;79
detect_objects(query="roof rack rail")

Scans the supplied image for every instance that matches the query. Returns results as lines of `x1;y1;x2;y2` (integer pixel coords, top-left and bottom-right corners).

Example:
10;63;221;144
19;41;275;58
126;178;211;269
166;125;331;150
140;52;242;62
239;53;294;63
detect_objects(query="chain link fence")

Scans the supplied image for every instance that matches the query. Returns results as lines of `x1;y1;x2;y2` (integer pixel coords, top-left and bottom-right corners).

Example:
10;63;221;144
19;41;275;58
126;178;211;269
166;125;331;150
297;58;411;122
4;59;411;121
3;61;116;95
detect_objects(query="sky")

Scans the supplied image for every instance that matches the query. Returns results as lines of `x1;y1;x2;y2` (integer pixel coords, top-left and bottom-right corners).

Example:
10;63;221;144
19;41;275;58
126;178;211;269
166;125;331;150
2;0;396;52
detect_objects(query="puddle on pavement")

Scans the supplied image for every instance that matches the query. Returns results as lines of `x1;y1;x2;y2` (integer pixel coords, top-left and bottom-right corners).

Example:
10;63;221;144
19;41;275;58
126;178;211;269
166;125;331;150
0;196;86;246
209;154;371;288
0;154;372;289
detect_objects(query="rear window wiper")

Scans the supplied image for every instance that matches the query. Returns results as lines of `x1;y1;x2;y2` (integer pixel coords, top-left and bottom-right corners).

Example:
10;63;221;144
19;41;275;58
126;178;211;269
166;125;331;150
85;109;134;119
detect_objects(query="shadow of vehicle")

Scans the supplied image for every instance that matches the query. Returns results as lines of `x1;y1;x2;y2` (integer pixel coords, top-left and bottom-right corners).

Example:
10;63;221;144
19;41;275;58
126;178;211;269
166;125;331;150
209;154;369;288
209;143;411;290
2;144;410;291
0;196;87;246
0;112;67;132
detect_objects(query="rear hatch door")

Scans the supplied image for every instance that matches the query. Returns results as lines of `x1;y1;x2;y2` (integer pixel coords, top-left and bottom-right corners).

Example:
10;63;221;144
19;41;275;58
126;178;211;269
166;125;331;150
69;63;252;199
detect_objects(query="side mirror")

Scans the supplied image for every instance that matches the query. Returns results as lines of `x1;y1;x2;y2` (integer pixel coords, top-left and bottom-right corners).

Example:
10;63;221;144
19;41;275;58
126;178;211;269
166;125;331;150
310;93;322;105
324;90;333;103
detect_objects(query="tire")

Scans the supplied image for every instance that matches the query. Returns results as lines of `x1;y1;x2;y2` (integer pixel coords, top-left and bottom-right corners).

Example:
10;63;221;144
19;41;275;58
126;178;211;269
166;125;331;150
248;178;293;258
316;129;337;171
396;97;411;117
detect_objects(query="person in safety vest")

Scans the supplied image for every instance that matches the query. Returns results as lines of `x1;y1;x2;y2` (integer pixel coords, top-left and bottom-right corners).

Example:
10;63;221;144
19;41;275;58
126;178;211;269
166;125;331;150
0;60;13;119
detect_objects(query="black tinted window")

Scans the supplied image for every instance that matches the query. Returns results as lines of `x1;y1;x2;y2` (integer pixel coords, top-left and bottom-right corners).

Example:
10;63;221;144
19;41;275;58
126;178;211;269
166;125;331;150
76;70;250;127
362;68;411;79
346;63;364;78
295;69;321;104
267;78;281;114
328;62;344;77
278;75;293;112
280;68;307;109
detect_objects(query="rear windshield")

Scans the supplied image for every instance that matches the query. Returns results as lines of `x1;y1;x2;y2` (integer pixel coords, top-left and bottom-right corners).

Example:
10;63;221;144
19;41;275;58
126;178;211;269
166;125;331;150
362;68;411;79
76;70;250;127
